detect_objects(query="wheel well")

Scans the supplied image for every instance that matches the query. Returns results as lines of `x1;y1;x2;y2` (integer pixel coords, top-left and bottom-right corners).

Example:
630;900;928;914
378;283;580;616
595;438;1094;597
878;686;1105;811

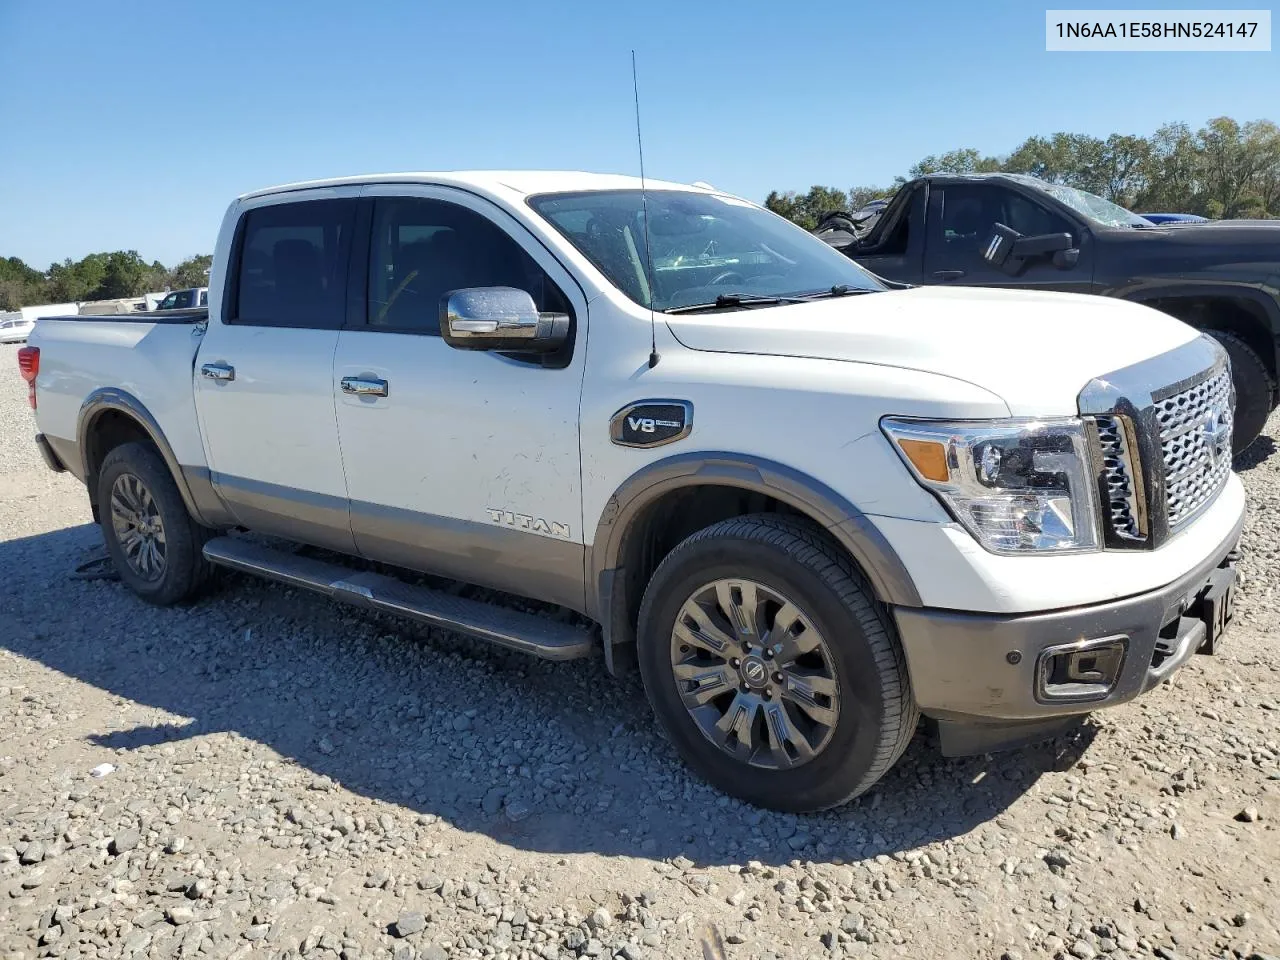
610;483;854;656
83;411;156;515
1142;295;1276;378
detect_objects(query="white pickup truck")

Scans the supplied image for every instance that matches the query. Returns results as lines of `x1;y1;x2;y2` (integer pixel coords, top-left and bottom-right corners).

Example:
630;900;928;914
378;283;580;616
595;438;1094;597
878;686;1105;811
21;171;1244;812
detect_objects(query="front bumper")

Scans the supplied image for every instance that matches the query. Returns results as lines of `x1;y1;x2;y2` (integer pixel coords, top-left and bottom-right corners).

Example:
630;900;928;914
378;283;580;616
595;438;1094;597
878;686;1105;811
893;505;1242;753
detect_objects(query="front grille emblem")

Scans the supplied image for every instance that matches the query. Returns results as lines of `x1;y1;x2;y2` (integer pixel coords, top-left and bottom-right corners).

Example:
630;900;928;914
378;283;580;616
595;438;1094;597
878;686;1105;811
1202;402;1232;469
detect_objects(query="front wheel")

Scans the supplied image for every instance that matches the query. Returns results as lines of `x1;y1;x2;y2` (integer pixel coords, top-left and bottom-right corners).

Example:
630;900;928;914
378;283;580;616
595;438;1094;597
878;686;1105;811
636;515;919;812
1205;330;1275;455
96;442;214;605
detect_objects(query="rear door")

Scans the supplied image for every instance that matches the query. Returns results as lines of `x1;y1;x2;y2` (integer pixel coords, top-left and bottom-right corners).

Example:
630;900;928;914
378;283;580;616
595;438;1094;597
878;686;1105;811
922;183;1094;294
193;191;361;552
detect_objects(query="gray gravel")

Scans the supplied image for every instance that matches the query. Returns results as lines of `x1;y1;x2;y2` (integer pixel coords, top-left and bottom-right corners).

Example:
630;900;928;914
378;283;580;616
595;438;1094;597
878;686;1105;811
1;341;1277;960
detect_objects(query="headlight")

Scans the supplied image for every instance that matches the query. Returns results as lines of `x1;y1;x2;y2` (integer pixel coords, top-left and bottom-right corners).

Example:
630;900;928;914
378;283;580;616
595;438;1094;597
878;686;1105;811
881;417;1099;554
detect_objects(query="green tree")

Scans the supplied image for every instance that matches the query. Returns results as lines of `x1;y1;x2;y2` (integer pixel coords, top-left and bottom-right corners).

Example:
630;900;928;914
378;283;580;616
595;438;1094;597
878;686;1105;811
168;254;213;289
0;256;46;309
1004;133;1106;191
768;115;1279;225
765;186;851;230
1197;117;1280;218
908;147;1001;178
47;255;107;302
142;260;170;294
94;251;149;300
1135;122;1202;213
848;186;893;210
1089;134;1152;206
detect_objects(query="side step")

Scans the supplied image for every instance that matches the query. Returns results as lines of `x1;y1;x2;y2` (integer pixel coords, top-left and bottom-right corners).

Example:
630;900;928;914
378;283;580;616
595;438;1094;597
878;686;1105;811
202;536;596;661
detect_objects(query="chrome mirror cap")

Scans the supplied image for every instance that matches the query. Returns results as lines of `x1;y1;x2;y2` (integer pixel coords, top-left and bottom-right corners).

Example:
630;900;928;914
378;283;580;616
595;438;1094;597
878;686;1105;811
440;287;569;354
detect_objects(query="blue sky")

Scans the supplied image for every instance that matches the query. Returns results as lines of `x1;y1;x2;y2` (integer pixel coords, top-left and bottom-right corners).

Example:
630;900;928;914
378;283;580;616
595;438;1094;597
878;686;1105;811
1;0;1275;267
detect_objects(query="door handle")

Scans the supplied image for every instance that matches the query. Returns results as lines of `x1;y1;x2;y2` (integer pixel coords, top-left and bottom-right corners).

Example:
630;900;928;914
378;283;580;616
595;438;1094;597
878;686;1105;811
201;362;235;381
932;270;965;281
340;376;389;397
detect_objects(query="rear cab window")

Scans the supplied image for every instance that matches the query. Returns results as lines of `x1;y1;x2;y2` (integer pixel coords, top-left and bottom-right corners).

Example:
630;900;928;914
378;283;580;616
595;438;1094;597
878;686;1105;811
229;199;356;328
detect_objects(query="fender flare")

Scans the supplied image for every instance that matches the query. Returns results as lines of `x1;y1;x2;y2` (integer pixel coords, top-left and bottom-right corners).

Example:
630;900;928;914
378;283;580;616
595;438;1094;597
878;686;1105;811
587;451;923;667
77;388;229;528
1127;282;1280;339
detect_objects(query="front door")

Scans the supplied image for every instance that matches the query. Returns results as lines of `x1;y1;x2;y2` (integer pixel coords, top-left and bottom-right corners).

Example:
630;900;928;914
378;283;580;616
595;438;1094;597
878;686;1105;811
332;187;589;610
922;183;1094;294
194;191;360;553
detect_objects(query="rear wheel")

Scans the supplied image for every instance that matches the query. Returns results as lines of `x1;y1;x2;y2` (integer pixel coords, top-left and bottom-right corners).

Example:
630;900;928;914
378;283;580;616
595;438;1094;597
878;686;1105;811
96;442;214;605
1205;330;1275;455
637;515;918;812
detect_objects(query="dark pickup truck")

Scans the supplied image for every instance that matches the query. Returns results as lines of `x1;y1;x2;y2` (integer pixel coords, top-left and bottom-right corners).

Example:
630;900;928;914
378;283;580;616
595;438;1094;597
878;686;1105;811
816;173;1280;452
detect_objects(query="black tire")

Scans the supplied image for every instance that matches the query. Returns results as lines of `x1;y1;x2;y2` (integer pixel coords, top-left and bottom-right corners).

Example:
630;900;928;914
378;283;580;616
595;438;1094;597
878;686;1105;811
96;442;214;605
636;514;919;813
1205;330;1275;455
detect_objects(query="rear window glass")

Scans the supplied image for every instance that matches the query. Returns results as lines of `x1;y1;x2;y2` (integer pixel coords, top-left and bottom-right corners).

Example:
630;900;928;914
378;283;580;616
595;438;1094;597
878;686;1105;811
234;200;354;327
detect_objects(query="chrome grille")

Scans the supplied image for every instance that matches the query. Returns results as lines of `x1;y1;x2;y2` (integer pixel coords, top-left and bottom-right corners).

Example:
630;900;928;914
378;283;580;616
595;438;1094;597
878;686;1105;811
1156;366;1233;529
1095;415;1140;539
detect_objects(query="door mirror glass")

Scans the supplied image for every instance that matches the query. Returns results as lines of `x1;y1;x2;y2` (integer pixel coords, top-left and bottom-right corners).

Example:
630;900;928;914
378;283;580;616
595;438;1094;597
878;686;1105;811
440;286;569;354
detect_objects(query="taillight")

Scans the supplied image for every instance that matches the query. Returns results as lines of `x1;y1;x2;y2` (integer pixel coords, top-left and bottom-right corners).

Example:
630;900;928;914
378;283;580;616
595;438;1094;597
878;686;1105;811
17;346;38;409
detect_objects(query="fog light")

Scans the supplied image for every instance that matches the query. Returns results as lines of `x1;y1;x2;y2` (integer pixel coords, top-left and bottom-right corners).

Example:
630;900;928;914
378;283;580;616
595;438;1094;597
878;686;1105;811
1036;637;1127;702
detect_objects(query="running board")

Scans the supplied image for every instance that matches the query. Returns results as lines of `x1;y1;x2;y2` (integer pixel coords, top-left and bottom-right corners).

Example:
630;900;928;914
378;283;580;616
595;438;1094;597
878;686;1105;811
202;537;596;661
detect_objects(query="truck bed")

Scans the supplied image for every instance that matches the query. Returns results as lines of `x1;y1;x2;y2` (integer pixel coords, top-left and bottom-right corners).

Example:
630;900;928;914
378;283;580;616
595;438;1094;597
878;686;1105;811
28;312;210;478
43;307;210;324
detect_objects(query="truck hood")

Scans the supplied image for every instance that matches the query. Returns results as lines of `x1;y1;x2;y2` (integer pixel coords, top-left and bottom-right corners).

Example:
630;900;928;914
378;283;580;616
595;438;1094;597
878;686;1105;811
1115;219;1280;248
665;286;1201;416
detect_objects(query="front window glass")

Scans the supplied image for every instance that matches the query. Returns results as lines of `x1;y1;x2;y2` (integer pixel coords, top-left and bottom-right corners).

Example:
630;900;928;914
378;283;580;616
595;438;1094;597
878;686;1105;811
367;197;568;332
529;190;884;311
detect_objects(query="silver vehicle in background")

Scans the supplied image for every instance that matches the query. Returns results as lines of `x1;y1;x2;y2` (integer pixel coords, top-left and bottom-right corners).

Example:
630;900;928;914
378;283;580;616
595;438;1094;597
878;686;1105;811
0;303;80;343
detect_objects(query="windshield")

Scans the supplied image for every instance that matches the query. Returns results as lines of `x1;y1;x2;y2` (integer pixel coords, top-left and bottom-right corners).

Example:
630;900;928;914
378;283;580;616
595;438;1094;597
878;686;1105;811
1007;176;1151;228
528;189;885;311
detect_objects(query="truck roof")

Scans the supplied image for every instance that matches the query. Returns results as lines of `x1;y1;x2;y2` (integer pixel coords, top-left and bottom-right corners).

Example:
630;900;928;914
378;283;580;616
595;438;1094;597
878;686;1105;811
904;172;1052;188
238;171;717;202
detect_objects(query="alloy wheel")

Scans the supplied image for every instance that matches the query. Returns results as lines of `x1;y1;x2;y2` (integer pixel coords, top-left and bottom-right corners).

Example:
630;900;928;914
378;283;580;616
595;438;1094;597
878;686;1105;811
109;472;167;580
669;577;840;769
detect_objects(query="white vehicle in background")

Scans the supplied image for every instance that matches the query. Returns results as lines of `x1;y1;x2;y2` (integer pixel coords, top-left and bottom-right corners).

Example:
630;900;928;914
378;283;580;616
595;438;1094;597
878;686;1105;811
0;302;79;344
77;297;149;316
154;287;208;310
20;171;1244;812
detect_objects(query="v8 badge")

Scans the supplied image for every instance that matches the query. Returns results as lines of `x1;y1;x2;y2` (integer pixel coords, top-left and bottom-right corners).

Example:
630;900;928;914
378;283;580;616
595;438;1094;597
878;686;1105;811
610;400;693;448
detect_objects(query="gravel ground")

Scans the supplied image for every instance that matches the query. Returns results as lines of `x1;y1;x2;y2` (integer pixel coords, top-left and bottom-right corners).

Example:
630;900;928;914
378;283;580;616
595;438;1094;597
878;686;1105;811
0;340;1277;960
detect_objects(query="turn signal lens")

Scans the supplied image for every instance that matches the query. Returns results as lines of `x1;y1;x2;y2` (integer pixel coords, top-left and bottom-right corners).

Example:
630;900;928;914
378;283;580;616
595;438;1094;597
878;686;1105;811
16;345;38;381
896;438;949;482
17;346;38;409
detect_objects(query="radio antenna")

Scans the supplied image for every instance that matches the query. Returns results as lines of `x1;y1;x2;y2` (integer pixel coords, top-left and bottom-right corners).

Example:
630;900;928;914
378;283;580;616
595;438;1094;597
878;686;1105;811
631;50;659;369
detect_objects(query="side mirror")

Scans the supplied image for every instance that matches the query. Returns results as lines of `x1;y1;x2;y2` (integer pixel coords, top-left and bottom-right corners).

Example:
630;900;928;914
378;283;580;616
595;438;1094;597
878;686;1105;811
1052;247;1080;268
440;287;569;354
981;223;1020;267
981;224;1079;274
1012;231;1075;259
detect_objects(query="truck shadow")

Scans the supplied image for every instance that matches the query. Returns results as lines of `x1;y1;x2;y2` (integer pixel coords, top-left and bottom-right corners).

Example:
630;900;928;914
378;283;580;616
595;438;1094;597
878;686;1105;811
1233;433;1276;472
1;523;1097;868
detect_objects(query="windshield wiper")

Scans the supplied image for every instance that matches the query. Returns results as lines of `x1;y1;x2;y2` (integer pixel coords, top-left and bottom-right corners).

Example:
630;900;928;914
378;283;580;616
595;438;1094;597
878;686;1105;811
664;293;809;314
797;284;876;299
